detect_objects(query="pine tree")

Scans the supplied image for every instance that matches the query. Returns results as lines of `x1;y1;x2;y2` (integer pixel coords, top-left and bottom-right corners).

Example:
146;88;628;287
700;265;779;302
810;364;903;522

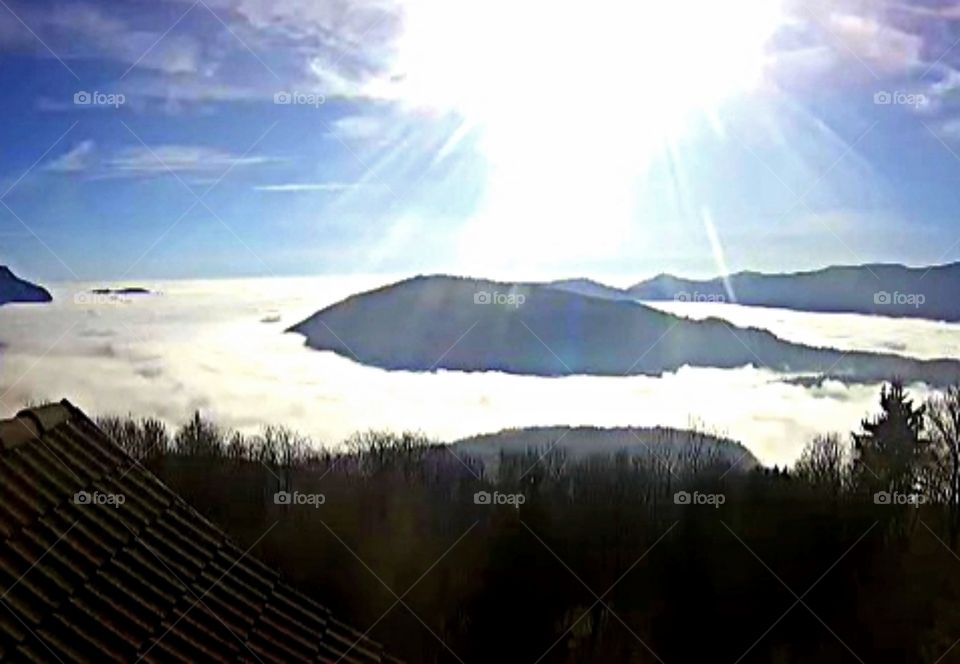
853;380;925;493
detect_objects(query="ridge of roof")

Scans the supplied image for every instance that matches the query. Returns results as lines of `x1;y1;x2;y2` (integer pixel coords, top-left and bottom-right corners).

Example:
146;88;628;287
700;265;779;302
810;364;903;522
22;400;75;433
0;400;77;451
0;412;40;449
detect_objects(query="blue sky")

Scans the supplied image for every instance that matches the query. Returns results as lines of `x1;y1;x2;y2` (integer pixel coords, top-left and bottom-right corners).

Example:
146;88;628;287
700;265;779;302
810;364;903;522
3;0;960;282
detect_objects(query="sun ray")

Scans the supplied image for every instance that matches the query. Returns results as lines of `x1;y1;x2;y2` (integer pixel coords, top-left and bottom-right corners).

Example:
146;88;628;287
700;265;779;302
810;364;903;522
381;0;787;266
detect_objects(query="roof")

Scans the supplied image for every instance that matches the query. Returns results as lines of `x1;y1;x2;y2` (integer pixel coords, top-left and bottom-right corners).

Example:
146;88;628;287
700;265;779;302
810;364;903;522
0;400;398;663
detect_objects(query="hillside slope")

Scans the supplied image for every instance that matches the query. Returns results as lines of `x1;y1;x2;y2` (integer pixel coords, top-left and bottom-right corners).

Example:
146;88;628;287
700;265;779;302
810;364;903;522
629;262;960;321
450;425;757;479
0;267;52;305
288;275;960;386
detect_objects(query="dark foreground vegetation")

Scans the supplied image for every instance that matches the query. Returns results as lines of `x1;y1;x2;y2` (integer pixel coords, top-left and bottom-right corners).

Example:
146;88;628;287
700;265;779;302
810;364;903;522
96;381;960;663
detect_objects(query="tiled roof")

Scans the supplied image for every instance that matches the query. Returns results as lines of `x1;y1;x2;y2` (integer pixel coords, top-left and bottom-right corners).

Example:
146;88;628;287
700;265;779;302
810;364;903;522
0;400;397;663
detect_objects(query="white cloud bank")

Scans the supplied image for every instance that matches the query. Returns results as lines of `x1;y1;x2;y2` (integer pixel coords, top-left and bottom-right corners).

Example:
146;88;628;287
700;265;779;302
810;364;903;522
0;275;953;467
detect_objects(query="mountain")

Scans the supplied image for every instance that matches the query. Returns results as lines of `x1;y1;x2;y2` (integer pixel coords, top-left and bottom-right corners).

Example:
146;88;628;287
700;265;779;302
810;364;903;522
629;262;960;321
0;267;52;305
547;278;636;301
449;425;758;479
288;275;960;386
89;287;152;295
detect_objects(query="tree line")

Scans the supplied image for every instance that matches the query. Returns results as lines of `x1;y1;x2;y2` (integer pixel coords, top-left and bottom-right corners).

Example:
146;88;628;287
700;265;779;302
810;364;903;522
90;380;960;662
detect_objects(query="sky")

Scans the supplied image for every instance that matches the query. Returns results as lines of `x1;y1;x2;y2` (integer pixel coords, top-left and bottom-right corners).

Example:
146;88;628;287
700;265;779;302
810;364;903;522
3;0;960;282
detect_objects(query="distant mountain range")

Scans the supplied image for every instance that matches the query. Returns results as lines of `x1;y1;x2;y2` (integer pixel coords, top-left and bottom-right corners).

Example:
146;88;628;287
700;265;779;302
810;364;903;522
0;267;51;305
89;287;152;296
449;425;758;479
289;275;960;386
547;278;637;302
563;262;960;321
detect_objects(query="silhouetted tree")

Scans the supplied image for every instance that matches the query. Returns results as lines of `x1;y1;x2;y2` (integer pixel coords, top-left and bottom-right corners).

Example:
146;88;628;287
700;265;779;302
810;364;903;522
97;415;169;463
795;433;848;496
91;389;960;662
853;380;926;494
927;385;960;546
174;411;223;456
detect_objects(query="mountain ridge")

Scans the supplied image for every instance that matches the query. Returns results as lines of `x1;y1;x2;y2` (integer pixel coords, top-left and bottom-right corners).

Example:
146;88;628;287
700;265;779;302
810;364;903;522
0;267;52;305
626;261;960;320
288;274;960;387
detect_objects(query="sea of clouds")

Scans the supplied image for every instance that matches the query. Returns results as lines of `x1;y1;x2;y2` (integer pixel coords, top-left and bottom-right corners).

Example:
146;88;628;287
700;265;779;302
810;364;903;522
1;276;955;467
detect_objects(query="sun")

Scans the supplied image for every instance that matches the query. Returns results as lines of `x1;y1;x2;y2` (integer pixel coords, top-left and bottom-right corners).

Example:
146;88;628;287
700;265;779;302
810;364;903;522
392;0;784;141
386;0;786;267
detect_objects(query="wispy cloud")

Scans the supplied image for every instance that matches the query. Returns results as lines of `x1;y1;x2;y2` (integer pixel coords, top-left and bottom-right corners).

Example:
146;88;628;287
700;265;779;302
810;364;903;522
255;182;359;193
822;12;925;74
106;145;278;175
0;1;203;75
44;140;96;173
3;0;959;116
329;114;387;140
936;118;960;142
44;142;280;178
0;0;403;110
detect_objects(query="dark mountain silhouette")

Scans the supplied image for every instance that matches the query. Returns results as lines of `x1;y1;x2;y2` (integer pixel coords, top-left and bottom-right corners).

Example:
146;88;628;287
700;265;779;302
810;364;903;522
0;266;52;305
89;286;152;295
450;425;758;479
628;262;960;321
288;275;960;387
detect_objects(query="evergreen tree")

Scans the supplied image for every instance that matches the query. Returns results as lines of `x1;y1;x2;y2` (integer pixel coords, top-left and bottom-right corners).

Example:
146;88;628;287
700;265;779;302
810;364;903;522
853;380;926;493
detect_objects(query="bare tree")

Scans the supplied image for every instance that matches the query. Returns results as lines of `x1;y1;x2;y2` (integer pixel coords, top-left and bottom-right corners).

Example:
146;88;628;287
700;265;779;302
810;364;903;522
927;386;960;546
794;433;848;495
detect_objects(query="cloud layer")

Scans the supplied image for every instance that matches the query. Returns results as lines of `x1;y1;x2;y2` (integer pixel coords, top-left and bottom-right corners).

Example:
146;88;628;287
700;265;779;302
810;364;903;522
0;276;954;467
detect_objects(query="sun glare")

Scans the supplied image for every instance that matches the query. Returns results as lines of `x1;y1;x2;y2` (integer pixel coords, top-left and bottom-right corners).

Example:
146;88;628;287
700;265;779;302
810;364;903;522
396;0;783;129
389;0;786;266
